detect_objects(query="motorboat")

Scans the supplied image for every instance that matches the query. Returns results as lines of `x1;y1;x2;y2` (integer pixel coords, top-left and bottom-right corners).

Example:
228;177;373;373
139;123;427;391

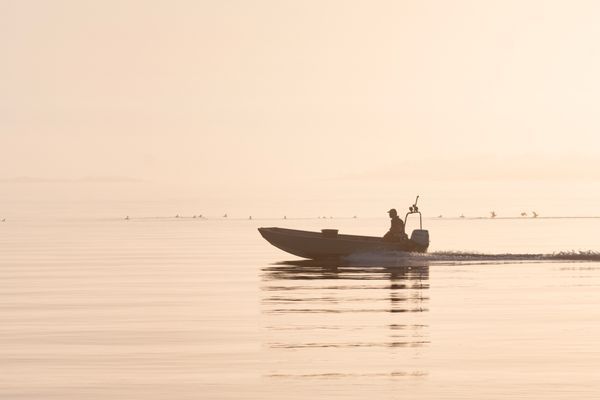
258;197;430;259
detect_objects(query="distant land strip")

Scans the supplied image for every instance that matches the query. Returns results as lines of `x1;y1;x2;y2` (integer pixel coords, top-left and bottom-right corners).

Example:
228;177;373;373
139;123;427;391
0;176;143;183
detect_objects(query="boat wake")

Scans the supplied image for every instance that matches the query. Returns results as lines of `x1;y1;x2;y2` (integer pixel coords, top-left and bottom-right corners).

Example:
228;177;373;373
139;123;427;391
343;250;600;266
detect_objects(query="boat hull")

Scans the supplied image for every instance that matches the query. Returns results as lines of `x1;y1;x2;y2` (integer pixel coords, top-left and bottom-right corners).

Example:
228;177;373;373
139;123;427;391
258;227;428;259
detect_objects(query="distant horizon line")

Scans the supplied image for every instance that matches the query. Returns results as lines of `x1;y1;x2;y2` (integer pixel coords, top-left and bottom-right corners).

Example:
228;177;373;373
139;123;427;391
9;215;598;221
0;176;144;183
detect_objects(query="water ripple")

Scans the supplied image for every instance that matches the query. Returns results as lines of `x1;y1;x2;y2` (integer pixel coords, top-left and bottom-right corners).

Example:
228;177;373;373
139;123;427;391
261;262;429;379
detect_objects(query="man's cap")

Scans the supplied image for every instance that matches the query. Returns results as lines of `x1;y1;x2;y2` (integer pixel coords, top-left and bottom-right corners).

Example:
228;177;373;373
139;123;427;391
388;208;397;214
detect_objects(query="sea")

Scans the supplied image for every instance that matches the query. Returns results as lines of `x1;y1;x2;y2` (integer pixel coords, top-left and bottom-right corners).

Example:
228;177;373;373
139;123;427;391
2;211;600;399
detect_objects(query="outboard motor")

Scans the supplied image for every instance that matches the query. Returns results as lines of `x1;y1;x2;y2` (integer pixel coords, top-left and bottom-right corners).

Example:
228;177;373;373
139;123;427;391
410;229;430;248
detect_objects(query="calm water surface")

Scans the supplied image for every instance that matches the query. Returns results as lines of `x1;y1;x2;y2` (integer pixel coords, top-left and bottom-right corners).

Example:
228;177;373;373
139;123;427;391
1;217;600;399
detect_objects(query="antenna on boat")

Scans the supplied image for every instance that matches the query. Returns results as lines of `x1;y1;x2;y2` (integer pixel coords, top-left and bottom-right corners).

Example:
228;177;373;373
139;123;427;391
409;195;419;213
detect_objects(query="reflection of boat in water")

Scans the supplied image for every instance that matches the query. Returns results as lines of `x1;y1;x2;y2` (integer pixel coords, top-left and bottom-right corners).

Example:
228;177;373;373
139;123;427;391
263;260;429;288
258;197;429;260
262;261;429;313
261;261;429;353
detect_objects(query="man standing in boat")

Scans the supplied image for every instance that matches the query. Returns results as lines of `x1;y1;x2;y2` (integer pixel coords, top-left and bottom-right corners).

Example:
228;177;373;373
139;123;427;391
383;208;408;242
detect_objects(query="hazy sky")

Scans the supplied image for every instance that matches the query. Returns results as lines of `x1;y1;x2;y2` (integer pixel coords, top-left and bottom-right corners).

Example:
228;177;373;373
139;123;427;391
2;1;600;216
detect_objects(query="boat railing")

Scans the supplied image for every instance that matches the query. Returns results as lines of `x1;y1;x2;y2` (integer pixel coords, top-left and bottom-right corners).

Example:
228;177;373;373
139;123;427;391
404;195;423;230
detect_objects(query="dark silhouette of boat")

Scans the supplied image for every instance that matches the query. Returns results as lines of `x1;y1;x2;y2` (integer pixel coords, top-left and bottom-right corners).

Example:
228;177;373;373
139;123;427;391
259;197;429;260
